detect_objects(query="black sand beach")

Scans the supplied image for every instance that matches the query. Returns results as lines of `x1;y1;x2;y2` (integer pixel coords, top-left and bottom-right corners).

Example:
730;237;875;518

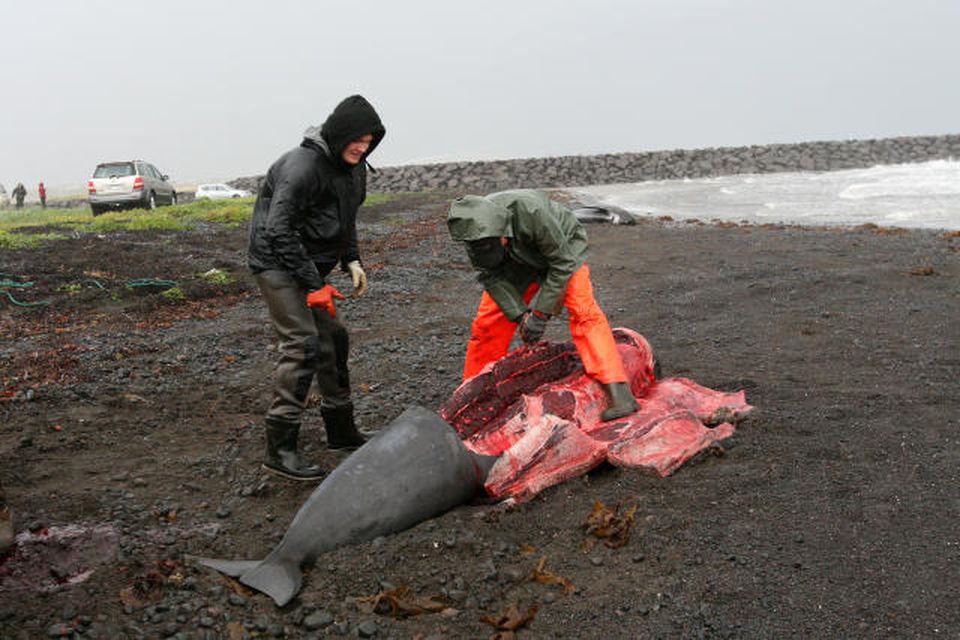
1;192;958;638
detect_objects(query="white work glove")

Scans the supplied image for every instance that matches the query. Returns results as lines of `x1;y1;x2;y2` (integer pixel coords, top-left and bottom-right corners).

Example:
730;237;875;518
346;260;368;298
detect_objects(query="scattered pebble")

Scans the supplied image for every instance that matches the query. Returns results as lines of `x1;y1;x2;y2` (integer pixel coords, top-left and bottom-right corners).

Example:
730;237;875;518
302;610;334;630
356;619;378;637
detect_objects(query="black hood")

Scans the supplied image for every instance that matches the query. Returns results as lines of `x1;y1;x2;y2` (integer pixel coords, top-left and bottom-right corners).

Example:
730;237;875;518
311;95;385;165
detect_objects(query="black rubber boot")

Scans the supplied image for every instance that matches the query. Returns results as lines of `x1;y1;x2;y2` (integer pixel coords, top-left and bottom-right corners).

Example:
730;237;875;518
0;484;13;554
601;382;639;421
321;404;367;450
262;417;324;481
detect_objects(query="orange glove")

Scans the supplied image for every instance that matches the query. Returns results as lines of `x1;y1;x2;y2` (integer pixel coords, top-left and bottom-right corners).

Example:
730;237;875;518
306;284;345;317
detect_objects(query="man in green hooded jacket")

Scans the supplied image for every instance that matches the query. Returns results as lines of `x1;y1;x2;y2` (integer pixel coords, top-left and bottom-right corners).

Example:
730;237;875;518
447;189;639;421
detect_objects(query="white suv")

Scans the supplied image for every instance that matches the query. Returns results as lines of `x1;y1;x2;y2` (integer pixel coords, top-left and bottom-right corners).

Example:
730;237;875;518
88;160;178;215
195;183;252;200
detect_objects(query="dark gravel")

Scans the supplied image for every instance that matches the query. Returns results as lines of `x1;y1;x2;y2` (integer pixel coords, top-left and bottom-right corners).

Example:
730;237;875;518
1;193;958;638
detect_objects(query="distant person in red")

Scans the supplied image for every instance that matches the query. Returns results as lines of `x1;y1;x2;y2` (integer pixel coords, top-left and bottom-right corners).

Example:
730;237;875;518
12;182;26;209
38;182;46;208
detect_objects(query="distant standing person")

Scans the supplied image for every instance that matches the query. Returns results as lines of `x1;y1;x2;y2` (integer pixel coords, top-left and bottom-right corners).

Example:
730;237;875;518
447;189;640;421
38;182;46;208
0;481;13;555
248;95;385;480
12;182;26;209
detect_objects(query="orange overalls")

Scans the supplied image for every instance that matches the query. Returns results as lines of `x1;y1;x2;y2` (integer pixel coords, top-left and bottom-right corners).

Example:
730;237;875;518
463;263;627;384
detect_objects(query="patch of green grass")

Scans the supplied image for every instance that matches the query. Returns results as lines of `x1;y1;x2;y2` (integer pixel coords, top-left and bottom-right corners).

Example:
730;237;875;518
1;192;442;250
198;268;235;285
88;211;191;233
161;287;186;303
363;192;402;207
0;206;91;232
0;229;68;249
0;197;255;248
181;199;254;226
363;190;449;207
165;197;255;222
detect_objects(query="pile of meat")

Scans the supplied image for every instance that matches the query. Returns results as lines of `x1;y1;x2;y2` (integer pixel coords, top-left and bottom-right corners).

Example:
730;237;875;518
440;328;753;502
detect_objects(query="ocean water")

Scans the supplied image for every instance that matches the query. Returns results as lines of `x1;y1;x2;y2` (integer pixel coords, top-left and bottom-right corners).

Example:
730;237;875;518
571;160;960;230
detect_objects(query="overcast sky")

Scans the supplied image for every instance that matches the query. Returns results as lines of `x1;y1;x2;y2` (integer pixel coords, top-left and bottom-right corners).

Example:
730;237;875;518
1;0;958;193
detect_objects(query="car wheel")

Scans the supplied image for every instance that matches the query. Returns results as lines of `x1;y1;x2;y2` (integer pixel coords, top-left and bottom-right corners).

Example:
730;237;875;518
232;194;240;198
91;204;103;216
147;193;156;210
171;192;178;205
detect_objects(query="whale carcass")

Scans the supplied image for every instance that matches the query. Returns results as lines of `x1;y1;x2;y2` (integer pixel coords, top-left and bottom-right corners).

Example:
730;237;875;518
198;328;752;606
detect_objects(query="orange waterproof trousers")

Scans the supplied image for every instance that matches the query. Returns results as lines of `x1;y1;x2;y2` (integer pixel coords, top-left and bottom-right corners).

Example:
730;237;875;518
463;264;628;384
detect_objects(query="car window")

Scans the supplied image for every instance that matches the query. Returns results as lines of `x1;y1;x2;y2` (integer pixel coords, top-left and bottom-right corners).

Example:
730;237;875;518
94;163;135;178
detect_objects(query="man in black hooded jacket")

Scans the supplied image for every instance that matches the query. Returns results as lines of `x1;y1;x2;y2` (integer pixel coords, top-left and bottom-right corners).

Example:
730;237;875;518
248;95;385;480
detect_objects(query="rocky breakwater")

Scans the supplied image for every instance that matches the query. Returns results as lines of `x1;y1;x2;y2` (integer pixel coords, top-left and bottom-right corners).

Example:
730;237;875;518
229;133;960;195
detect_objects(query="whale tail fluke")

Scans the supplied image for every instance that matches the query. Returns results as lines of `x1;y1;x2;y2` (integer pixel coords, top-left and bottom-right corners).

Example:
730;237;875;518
194;555;302;607
195;557;261;578
238;558;302;607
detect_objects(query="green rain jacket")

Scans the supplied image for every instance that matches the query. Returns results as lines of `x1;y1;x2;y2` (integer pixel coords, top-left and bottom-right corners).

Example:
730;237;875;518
447;189;589;321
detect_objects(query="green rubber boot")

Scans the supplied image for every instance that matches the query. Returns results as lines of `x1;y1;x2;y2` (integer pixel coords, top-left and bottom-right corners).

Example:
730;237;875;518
262;417;325;481
601;382;639;421
321;403;367;450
